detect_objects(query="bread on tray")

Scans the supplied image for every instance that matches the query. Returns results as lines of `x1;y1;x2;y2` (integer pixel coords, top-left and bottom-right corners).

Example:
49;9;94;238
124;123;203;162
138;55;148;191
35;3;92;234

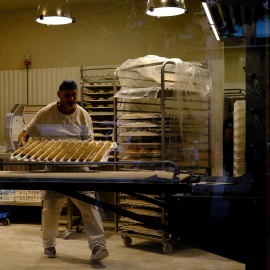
70;141;91;161
47;141;69;161
33;140;56;160
79;141;97;162
54;142;76;162
11;139;114;163
93;141;112;162
63;141;83;161
20;140;42;157
13;139;35;156
86;141;104;162
26;140;49;159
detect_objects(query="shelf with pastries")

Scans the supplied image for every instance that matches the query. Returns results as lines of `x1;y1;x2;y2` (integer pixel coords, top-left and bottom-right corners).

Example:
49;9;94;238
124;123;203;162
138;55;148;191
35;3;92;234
87;111;114;116
93;122;114;128
116;202;163;239
117;224;163;239
117;120;161;129
119;155;156;161
92;119;114;124
118;143;162;148
83;90;115;96
84;95;114;101
82;80;119;88
118;132;161;137
120;126;161;134
117;194;160;208
85;103;114;108
93;127;113;139
93;127;114;132
86;107;114;114
80;67;119;143
85;104;114;111
82;80;119;97
117;157;164;169
117;113;162;120
119;145;161;156
117;136;162;144
94;133;113;138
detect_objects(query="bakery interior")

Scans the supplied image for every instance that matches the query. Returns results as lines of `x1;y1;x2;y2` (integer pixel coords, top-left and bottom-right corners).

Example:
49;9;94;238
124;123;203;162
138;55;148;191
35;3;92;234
0;0;269;269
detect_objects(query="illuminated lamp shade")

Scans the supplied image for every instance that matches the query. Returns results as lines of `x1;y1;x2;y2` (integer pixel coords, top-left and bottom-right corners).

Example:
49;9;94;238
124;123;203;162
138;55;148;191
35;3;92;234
146;0;187;17
35;0;75;25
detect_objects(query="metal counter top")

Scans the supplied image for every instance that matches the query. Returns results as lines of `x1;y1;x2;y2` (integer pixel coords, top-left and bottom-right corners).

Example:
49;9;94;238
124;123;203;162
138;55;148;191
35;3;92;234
0;161;191;232
0;169;190;193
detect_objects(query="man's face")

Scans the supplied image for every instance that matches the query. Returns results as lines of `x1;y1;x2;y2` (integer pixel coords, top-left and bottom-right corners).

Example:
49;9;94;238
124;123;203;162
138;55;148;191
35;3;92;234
57;89;78;112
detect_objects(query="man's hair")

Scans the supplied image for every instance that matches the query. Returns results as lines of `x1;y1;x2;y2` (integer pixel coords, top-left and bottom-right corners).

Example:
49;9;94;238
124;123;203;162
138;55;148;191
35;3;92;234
59;80;78;91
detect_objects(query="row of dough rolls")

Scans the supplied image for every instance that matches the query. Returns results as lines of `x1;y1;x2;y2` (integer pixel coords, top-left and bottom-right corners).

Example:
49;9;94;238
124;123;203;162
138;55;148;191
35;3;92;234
12;139;113;162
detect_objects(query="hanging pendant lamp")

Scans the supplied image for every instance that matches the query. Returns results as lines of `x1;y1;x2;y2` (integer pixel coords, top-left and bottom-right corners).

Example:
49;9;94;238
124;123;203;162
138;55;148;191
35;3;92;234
146;0;187;17
35;0;75;26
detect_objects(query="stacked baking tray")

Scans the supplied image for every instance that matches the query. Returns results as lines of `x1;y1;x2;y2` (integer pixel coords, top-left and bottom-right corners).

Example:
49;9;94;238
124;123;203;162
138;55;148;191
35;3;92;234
117;193;163;239
233;101;246;177
10;139;115;163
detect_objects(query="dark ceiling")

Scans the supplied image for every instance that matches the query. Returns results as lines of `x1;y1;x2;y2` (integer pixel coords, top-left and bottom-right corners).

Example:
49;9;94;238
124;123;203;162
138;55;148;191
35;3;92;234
206;0;269;39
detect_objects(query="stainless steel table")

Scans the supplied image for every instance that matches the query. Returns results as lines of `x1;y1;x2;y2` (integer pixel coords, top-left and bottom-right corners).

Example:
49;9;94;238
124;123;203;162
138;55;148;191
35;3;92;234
0;161;191;232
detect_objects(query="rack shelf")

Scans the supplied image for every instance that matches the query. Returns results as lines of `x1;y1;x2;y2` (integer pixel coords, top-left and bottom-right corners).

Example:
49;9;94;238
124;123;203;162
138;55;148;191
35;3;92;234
113;59;211;253
80;66;120;142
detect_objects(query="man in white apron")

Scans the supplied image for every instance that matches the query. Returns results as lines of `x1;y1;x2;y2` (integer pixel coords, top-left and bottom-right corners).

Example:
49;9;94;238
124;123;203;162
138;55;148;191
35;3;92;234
17;80;109;262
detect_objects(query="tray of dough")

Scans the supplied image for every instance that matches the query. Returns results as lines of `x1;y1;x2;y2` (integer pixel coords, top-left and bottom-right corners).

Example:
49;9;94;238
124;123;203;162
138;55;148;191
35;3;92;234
125;207;161;217
118;224;162;237
118;199;160;208
118;113;161;120
10;139;116;164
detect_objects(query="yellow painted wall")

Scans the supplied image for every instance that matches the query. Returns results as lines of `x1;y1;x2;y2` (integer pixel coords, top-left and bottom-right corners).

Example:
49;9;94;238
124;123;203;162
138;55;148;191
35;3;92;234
224;45;246;89
0;0;221;70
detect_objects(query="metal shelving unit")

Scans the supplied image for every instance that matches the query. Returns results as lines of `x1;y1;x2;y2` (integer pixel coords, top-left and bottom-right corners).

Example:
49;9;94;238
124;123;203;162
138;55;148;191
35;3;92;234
80;66;120;142
113;61;175;253
113;60;212;253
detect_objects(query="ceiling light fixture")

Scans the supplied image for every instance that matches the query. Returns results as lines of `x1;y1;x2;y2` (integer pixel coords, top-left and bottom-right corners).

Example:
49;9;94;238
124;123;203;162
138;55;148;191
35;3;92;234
202;2;220;41
146;0;187;17
35;0;75;26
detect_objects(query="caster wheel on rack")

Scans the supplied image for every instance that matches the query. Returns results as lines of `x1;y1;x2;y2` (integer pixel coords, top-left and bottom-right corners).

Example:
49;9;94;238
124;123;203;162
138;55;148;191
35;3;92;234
162;243;173;254
2;218;10;226
122;236;132;247
76;226;83;233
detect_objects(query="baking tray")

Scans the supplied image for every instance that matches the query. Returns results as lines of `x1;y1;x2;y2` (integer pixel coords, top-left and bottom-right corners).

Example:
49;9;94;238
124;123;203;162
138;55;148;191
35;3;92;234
10;139;116;164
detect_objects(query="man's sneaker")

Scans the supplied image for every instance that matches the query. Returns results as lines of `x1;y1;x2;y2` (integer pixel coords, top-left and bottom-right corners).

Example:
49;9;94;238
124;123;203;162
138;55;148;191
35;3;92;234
44;247;56;258
90;245;109;262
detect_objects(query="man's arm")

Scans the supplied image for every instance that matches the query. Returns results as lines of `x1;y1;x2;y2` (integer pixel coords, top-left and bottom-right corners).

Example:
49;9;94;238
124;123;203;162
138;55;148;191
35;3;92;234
17;130;29;149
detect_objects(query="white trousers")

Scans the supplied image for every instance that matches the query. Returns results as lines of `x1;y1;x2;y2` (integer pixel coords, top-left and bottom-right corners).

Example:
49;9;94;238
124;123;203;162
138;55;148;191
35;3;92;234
42;194;106;250
42;165;106;250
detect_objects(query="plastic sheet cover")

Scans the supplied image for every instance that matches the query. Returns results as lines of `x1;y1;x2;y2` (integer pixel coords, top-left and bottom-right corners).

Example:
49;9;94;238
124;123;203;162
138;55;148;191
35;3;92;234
114;55;212;171
114;55;212;99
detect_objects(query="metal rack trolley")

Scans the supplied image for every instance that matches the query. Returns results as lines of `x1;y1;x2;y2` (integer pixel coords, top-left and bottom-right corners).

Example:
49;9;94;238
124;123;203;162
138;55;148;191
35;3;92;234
113;60;211;252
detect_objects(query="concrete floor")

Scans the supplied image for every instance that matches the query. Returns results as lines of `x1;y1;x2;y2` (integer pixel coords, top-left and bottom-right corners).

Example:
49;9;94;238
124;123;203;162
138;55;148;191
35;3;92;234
0;221;245;270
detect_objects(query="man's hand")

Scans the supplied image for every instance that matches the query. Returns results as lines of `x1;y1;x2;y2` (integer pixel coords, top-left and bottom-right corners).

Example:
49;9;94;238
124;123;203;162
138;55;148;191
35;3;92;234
17;130;29;149
17;140;26;149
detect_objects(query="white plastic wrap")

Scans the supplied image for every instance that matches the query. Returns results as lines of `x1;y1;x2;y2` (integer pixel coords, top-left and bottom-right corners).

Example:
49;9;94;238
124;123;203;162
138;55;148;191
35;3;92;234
115;55;212;170
114;55;212;99
114;87;160;99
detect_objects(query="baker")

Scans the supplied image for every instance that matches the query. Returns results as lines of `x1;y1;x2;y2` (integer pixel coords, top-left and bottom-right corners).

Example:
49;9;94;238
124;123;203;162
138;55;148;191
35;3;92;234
17;80;109;262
